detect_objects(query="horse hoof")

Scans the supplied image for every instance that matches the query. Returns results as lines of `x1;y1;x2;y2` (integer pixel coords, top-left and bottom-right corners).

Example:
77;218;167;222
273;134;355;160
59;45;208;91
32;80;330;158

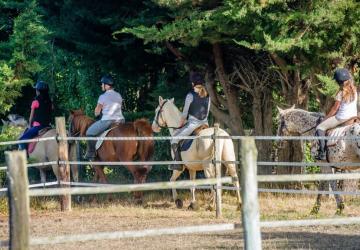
188;202;199;211
175;199;183;209
75;196;84;204
206;205;215;212
135;198;143;206
335;202;345;215
237;204;242;211
310;206;320;215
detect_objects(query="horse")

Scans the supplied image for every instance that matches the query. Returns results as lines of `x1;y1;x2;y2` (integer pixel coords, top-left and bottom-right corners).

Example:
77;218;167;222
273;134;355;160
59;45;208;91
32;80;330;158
151;96;241;210
68;109;154;201
1;115;79;185
277;105;360;214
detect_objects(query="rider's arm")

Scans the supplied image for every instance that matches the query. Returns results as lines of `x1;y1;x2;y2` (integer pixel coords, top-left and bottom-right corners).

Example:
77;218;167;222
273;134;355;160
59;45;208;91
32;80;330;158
181;93;193;125
29;100;39;127
94;103;103;117
325;101;340;120
28;109;34;127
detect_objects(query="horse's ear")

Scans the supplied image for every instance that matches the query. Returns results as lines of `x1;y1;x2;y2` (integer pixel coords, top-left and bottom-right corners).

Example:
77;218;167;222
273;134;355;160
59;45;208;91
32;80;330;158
159;96;164;104
169;98;174;103
290;104;295;109
277;106;284;114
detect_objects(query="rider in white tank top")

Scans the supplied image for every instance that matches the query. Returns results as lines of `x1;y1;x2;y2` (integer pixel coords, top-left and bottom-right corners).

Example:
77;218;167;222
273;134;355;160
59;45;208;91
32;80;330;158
335;91;358;121
315;68;356;160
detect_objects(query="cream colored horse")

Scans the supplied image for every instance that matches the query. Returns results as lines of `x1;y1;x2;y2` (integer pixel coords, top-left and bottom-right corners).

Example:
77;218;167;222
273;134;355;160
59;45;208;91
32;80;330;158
29;129;78;184
152;96;241;210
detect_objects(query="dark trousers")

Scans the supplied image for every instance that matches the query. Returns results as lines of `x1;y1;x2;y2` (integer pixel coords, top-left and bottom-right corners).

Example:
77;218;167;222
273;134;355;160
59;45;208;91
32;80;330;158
18;125;46;150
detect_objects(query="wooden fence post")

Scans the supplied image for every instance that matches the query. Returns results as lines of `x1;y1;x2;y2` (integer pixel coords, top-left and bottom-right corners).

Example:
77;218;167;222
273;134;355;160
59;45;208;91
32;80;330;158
240;137;261;250
214;123;222;218
6;150;30;250
56;117;71;211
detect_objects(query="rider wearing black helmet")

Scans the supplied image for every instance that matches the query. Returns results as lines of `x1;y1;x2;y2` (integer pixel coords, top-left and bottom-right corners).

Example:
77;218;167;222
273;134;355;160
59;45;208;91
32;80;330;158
84;74;125;160
169;72;211;170
315;68;357;160
19;80;53;150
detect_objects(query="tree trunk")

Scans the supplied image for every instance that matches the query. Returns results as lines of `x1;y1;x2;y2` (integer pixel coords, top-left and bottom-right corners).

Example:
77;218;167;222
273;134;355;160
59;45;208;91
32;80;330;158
252;88;273;175
212;43;244;135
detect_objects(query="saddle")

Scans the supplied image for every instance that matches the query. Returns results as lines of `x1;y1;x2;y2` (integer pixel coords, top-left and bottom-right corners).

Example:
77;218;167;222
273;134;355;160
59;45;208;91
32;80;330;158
325;116;360;147
179;124;209;152
27;127;52;154
95;124;120;150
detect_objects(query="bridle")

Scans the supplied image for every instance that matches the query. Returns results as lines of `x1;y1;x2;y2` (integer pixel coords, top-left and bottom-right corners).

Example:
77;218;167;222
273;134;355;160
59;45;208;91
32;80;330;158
154;100;185;130
68;115;80;137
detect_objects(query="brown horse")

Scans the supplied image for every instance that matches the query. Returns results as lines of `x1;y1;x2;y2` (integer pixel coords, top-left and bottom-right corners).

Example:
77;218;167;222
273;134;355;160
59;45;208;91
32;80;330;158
68;109;154;200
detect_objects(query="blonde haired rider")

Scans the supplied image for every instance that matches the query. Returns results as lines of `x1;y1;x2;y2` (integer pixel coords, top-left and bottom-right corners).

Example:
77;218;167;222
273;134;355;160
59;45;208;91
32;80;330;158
316;68;357;160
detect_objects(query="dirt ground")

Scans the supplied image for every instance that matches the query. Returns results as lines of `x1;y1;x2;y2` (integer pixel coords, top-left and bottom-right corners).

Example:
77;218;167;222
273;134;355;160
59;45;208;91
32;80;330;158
1;192;360;250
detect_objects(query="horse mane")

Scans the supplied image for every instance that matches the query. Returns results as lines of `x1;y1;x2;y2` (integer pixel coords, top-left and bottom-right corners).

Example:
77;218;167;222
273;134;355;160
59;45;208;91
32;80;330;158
70;109;95;136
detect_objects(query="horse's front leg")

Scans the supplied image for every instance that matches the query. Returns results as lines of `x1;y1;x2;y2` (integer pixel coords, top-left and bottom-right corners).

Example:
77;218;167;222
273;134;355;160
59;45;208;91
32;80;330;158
170;169;183;208
188;169;199;210
329;178;344;215
94;165;107;183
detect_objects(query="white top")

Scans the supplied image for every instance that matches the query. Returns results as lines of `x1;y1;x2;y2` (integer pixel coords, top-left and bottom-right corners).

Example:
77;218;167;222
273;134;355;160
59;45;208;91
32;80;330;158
98;89;125;121
335;90;358;120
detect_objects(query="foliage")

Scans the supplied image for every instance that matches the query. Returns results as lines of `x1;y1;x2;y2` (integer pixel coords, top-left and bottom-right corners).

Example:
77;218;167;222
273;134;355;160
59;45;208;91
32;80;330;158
0;0;49;115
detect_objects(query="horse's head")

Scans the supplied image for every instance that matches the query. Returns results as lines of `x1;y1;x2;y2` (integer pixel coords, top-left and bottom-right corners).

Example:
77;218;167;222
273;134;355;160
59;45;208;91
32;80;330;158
277;105;323;147
68;109;92;136
276;105;296;137
7;114;28;127
152;96;181;133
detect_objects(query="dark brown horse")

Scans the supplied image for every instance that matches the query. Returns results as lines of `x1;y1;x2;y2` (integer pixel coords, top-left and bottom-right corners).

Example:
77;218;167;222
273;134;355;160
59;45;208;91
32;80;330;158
68;109;154;199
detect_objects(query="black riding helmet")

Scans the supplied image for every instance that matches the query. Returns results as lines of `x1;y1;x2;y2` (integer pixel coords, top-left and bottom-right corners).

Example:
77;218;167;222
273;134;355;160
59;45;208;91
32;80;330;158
333;68;351;85
33;80;49;90
100;74;114;86
190;72;204;86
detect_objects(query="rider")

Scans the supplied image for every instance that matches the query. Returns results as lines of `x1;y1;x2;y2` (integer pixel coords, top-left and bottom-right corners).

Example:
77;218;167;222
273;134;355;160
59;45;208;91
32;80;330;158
315;68;357;160
84;74;125;161
169;72;211;170
19;80;52;150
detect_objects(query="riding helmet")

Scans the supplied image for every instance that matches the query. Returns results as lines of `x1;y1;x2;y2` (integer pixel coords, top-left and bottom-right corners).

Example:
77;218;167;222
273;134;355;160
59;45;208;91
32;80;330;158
333;68;351;84
190;72;205;86
100;74;114;85
33;80;49;90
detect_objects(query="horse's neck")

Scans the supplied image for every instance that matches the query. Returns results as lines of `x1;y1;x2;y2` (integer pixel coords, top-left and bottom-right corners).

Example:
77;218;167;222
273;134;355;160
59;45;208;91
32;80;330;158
165;104;182;136
77;115;95;136
296;111;322;135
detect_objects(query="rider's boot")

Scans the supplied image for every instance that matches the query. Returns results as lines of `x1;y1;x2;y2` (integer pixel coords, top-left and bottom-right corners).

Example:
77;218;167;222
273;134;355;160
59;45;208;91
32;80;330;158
315;129;327;161
84;140;96;161
168;143;183;171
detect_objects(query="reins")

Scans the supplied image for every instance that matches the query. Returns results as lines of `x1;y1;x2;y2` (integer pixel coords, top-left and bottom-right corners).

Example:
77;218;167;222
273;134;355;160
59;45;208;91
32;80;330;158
154;100;185;130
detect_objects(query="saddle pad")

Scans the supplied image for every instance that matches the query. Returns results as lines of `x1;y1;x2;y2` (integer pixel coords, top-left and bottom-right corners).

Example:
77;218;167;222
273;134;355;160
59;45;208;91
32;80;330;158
27;128;52;154
28;141;37;154
180;139;193;152
95;127;118;150
326;125;349;147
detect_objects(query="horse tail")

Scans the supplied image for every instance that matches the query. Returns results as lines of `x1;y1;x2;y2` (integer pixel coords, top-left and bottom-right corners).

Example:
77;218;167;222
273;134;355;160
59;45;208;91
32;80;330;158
218;129;237;177
133;118;154;161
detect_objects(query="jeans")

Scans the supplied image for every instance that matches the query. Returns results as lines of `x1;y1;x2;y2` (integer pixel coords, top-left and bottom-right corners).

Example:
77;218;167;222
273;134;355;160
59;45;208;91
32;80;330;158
171;119;208;144
86;119;123;136
18;125;46;150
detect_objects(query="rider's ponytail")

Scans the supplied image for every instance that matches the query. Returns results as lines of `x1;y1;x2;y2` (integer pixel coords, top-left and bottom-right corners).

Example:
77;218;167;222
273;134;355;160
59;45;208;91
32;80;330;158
194;85;208;98
342;79;356;103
